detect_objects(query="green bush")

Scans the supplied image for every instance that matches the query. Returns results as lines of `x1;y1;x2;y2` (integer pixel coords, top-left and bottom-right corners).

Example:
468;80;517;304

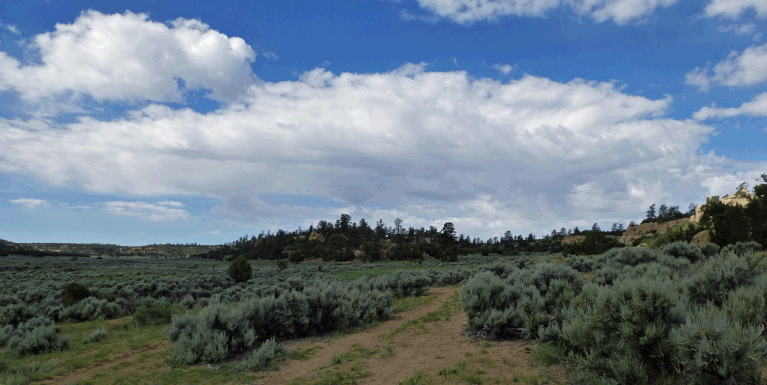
276;259;289;270
60;297;120;321
661;242;704;263
168;279;393;365
61;281;91;306
699;243;720;258
686;253;763;306
83;328;106;344
0;304;37;328
561;278;685;381
721;241;763;256
601;247;660;268
565;256;595;273
134;299;174;326
229;256;252;283
7;317;69;356
461;272;548;339
671;304;767;384
236;337;287;372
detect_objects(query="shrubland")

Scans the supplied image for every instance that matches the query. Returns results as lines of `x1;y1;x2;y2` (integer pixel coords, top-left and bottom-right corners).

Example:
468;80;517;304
461;241;767;384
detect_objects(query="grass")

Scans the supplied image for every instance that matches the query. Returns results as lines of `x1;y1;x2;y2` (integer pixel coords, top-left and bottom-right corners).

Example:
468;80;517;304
289;362;372;385
529;343;564;367
438;361;485;384
332;265;458;280
381;289;461;342
392;295;434;313
289;345;380;385
400;370;433;385
288;346;322;361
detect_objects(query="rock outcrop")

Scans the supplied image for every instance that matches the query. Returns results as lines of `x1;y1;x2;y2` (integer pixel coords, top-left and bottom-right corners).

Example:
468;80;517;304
692;230;712;246
561;235;585;245
618;218;690;245
690;188;753;223
560;234;619;245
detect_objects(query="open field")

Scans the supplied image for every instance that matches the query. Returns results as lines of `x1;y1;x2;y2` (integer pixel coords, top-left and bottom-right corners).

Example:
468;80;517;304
4;242;767;384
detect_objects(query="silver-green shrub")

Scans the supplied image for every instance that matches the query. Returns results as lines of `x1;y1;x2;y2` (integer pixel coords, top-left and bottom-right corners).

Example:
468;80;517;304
671;304;767;384
168;278;393;365
235;337;287;372
561;278;685;381
461;272;548;339
83;328;106;344
60;297;121;321
600;247;661;268
662;242;704;263
721;241;763;256
699;243;720;258
686;252;764;306
7;317;69;356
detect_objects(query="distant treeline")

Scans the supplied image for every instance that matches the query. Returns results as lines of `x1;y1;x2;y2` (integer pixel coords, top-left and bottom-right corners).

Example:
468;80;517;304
195;216;634;262
0;240;215;258
0;239;89;258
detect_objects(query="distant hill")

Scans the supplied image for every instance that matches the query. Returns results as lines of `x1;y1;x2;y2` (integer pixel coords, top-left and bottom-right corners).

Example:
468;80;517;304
1;239;216;258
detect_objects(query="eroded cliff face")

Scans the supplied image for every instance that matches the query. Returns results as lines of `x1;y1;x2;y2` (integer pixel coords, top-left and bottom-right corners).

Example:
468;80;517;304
689;188;753;223
561;189;756;247
618;218;690;245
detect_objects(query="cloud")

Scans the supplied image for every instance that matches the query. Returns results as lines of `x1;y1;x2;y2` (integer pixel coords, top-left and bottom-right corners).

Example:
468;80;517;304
717;23;757;35
686;43;767;91
0;20;20;35
493;64;514;74
1;61;738;237
406;0;679;24
693;92;767;119
103;201;189;221
0;10;257;107
9;198;50;209
704;0;767;19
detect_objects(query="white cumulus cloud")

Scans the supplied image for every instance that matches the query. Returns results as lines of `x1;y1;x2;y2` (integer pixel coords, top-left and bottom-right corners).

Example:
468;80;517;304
686;43;767;91
704;0;767;19
408;0;678;24
9;198;50;209
493;64;514;74
0;10;257;106
694;92;767;119
103;201;189;221
0;62;739;237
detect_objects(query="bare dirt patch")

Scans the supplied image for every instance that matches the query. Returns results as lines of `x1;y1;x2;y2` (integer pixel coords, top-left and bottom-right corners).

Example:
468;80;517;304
38;340;171;385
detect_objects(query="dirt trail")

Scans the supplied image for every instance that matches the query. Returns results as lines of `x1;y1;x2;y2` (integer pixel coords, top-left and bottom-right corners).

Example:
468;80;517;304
254;287;455;384
38;340;170;385
256;286;568;385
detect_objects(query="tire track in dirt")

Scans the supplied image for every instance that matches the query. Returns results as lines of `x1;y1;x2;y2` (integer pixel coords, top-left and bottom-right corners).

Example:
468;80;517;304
253;286;456;385
38;340;171;385
362;299;568;384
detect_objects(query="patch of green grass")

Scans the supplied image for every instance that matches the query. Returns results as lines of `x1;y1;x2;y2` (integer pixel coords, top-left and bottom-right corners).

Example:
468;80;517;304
290;362;372;385
288;346;322;361
510;372;563;384
381;289;461;342
400;370;433;385
379;344;394;359
438;361;484;384
1;315;173;384
392;295;434;313
332;265;457;280
530;343;564;367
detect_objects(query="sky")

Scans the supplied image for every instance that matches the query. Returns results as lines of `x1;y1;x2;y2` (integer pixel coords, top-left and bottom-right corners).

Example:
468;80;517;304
0;0;766;245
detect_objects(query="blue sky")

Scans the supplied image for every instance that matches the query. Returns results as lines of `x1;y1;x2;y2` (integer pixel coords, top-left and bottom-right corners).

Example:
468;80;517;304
1;0;766;245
